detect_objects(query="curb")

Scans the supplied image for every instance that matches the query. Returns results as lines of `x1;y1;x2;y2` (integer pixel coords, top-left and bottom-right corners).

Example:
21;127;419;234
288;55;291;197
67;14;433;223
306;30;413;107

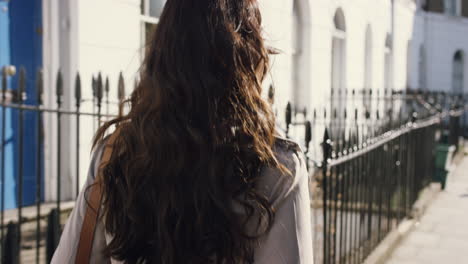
362;183;441;264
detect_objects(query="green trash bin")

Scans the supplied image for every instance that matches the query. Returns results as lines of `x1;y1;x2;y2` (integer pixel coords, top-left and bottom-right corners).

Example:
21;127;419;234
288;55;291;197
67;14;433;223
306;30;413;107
434;144;455;190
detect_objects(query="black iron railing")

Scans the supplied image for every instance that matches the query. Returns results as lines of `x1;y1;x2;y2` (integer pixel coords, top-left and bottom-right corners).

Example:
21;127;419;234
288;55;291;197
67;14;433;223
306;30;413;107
280;89;466;264
318;114;439;263
0;65;466;264
0;67;122;263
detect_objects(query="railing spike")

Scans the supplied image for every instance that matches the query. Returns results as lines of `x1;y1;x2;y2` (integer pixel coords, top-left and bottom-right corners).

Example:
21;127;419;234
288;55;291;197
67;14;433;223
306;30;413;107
18;67;26;103
1;67;7;101
411;111;418;123
285;102;292;128
268;84;275;104
91;76;96;98
36;69;43;105
346;129;352;151
356;126;361;148
96;73;103;105
105;76;110;114
365;109;371;119
105;76;110;94
343;130;348;151
56;70;63;106
75;73;81;107
305;121;312;152
322;128;332;161
118;72;125;102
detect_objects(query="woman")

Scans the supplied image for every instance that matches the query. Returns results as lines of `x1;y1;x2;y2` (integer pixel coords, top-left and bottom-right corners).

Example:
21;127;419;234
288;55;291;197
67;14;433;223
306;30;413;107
52;0;313;263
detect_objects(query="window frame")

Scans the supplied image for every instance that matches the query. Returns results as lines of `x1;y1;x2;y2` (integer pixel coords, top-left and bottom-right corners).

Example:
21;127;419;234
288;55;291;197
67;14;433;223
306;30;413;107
331;9;347;118
140;0;161;61
452;51;465;93
444;0;462;16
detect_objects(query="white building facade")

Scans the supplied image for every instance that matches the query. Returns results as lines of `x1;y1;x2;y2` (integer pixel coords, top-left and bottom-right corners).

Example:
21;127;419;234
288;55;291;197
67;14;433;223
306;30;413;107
37;0;467;201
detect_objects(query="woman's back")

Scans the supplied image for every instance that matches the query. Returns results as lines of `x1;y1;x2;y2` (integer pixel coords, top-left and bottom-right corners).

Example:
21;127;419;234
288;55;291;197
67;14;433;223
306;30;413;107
51;0;313;262
52;136;313;263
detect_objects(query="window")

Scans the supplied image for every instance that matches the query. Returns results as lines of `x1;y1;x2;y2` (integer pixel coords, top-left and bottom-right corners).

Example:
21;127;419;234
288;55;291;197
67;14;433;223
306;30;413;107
445;0;461;16
384;34;393;113
406;40;412;90
141;0;166;48
331;9;346;123
452;50;465;94
418;45;427;89
292;0;301;104
384;35;392;91
141;0;166;18
364;25;373;115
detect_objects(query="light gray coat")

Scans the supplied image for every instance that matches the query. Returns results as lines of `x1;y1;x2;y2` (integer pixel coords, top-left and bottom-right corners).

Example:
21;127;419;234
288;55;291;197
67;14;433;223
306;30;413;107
51;137;314;263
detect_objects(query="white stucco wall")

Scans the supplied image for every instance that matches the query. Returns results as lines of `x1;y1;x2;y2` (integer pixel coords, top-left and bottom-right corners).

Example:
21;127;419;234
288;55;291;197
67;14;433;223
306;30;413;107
43;0;143;200
43;0;468;200
423;13;468;92
260;0;420;118
75;0;142;193
78;0;142;91
394;0;418;91
260;0;295;124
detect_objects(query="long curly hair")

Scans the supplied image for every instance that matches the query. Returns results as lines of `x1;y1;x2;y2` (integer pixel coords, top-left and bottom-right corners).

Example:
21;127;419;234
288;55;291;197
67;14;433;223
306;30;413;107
93;0;283;263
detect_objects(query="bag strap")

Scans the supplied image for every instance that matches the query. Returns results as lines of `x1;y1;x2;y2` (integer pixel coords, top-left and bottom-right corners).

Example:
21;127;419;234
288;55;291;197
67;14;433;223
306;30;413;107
75;131;120;264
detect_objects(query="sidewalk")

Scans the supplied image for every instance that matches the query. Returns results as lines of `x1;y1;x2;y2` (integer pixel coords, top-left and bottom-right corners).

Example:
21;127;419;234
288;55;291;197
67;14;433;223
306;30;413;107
385;150;468;264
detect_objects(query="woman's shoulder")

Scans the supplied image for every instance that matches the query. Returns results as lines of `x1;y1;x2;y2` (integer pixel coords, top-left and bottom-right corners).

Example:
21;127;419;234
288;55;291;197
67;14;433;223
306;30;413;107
258;136;309;208
273;136;302;155
88;134;115;181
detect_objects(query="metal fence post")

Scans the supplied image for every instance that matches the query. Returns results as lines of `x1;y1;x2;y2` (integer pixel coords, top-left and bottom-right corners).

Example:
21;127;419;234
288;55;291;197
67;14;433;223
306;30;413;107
35;69;44;264
46;209;61;263
105;76;110;115
322;128;332;264
17;68;26;257
305;120;312;168
285;102;292;137
0;68;6;259
96;73;103;126
3;222;19;264
268;84;275;105
56;71;63;225
75;73;82;198
118;72;125;117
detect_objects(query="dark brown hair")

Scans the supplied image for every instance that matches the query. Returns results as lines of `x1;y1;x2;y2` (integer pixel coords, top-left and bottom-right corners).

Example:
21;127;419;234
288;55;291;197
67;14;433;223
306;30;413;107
94;0;282;263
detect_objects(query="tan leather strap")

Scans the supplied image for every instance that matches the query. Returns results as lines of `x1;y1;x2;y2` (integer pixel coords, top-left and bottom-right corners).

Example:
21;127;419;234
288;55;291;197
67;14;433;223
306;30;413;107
75;132;119;264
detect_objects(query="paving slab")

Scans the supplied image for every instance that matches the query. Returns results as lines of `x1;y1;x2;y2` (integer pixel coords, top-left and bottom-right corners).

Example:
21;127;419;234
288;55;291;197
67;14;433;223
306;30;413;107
385;152;468;264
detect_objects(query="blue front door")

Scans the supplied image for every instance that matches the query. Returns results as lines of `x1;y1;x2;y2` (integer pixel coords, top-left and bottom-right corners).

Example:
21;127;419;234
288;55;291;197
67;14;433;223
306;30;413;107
0;0;18;210
1;0;43;210
0;1;10;64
